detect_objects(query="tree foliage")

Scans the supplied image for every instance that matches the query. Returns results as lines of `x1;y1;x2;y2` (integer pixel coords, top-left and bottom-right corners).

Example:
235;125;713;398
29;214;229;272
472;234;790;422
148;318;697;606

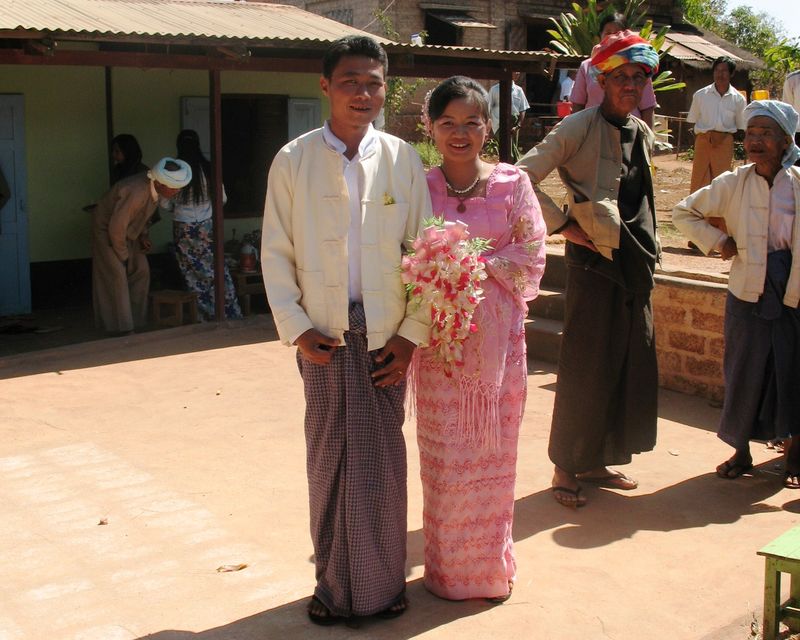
547;0;685;94
373;9;427;120
764;41;800;75
682;0;729;33
723;6;784;59
682;0;797;95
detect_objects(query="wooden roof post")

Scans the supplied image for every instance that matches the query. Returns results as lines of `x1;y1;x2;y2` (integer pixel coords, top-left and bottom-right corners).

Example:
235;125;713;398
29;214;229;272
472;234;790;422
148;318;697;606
498;72;512;163
209;68;225;322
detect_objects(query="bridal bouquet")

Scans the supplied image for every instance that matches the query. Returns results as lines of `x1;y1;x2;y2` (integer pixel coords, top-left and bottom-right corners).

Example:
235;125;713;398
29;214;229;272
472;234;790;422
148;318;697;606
401;217;490;376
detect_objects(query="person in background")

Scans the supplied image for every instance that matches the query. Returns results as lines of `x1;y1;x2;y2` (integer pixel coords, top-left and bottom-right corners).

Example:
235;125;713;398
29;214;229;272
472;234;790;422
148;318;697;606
160;129;242;321
110;134;148;185
517;30;661;508
560;70;576;102
570;13;656;129
782;69;800;164
92;158;191;335
487;71;530;135
261;35;431;626
686;56;747;193
673;100;800;488
414;76;546;604
85;134;150;215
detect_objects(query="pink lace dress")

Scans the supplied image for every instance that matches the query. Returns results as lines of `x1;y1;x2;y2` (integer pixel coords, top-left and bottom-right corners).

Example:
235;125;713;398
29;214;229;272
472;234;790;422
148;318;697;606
415;163;546;600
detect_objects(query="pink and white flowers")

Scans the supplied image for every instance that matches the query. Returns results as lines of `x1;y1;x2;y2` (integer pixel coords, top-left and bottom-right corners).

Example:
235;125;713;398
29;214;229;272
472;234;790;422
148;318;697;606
401;217;490;376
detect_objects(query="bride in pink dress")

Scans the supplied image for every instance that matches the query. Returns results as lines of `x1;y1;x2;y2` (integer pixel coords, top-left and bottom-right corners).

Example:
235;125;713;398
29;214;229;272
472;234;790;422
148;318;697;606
414;76;546;602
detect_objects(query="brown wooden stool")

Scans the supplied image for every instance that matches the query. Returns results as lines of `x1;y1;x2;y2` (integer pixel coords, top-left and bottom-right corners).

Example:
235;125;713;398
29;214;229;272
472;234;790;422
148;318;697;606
232;270;266;316
150;290;199;327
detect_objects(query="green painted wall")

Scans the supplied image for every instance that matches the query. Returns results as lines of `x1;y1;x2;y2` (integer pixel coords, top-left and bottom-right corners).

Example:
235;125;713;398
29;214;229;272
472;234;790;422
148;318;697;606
1;65;325;262
1;65;108;263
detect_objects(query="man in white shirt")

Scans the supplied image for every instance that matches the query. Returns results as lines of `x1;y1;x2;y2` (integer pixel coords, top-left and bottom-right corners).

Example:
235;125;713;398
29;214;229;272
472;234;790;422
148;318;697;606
687;56;747;193
487;71;530;135
261;35;431;626
783;69;800;164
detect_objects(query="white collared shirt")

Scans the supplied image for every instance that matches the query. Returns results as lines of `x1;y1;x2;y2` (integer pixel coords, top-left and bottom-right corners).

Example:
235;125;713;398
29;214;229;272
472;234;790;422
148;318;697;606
321;121;377;302
687;83;747;133
488;82;530;133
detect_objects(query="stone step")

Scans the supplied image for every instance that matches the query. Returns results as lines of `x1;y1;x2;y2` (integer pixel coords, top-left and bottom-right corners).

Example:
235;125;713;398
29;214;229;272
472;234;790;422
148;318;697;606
528;287;565;321
524;316;563;364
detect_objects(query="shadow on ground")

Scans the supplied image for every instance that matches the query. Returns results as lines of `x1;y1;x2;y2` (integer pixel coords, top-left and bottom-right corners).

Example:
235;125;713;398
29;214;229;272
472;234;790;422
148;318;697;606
136;577;490;640
0;314;278;380
513;460;786;550
135;462;790;639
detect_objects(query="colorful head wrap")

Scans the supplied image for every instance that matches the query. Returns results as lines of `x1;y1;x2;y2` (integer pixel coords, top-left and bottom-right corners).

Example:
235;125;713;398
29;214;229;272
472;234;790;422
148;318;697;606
147;157;192;189
744;99;800;169
589;29;659;79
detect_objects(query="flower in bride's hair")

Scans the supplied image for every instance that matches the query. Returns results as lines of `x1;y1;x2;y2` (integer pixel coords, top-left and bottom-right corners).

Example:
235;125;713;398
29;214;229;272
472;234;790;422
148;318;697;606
420;89;434;138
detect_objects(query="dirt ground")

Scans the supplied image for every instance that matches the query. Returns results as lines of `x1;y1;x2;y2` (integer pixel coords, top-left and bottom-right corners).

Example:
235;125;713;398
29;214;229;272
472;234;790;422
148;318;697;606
539;153;732;279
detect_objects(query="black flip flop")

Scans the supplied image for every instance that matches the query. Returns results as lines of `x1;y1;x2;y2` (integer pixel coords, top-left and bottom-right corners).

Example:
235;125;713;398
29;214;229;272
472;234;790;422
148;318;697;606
307;595;343;626
376;595;408;619
577;471;638;490
716;460;753;479
552;485;587;508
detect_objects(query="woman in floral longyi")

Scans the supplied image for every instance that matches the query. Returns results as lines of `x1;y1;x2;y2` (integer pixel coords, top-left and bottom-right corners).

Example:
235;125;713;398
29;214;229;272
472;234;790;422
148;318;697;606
411;76;546;603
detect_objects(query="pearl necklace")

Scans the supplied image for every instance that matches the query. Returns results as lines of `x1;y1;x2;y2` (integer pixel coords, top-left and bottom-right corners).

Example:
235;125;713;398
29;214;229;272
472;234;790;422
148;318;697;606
442;170;480;213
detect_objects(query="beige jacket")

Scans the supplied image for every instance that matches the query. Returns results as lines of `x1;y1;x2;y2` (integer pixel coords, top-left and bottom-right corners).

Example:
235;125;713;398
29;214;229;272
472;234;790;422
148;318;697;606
93;173;156;263
673;164;800;307
261;128;432;350
516;107;656;260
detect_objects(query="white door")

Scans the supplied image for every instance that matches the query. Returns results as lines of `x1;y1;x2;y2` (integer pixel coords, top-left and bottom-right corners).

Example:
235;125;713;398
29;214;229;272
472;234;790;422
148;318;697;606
0;95;30;316
288;98;321;140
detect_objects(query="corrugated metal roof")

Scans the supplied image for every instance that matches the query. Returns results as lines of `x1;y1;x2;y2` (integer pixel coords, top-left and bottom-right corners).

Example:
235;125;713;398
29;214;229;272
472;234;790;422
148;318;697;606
427;12;497;30
0;0;384;44
663;32;743;63
388;41;571;63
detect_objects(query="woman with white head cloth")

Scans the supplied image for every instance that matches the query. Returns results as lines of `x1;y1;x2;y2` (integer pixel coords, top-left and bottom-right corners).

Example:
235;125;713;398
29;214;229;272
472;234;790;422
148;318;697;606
673;100;800;487
92;157;191;334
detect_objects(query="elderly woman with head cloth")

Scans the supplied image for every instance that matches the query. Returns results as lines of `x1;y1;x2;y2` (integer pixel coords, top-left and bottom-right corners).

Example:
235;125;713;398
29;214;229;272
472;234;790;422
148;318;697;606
673;100;800;488
92;157;192;335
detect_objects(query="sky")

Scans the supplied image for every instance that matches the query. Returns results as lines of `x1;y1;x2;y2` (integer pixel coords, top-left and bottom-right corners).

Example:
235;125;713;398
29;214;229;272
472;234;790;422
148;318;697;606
725;0;800;42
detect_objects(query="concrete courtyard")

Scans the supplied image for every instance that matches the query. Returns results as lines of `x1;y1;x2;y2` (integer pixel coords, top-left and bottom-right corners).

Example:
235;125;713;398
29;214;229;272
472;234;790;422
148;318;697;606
0;316;797;640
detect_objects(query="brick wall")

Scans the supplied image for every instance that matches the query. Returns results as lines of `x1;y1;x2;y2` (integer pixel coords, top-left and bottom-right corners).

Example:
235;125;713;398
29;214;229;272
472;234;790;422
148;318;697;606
652;274;727;402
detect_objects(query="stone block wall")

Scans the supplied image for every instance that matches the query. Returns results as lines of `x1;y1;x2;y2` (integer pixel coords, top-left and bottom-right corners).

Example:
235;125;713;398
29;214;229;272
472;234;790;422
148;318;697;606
652;274;727;402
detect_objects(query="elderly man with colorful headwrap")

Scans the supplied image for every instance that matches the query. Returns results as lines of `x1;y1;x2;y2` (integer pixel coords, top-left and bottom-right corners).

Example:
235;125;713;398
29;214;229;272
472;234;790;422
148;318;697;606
517;30;661;508
674;100;800;488
92;157;191;334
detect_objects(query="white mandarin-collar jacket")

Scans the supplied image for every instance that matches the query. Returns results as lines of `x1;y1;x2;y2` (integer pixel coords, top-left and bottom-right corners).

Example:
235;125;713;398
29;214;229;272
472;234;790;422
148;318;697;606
262;127;433;350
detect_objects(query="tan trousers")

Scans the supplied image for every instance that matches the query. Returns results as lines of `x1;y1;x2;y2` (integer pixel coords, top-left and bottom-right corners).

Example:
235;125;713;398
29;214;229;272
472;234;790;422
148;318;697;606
690;131;734;193
92;228;149;333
